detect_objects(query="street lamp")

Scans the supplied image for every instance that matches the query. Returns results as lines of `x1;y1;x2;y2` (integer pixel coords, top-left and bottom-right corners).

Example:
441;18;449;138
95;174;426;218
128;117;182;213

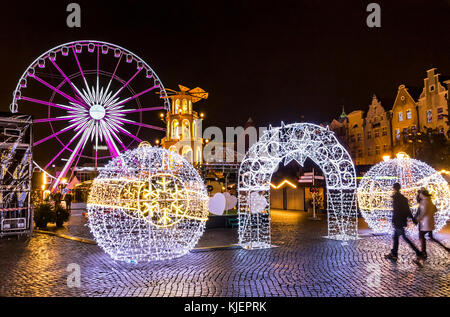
405;131;423;158
159;113;166;123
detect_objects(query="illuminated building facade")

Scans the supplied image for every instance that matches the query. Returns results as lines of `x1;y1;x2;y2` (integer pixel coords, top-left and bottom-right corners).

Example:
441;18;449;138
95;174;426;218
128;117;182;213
417;68;449;136
330;68;449;166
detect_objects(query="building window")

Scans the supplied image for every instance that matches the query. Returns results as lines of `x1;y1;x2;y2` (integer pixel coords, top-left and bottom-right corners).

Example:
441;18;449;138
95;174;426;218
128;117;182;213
174;99;180;114
367;131;371;139
382;127;387;136
182;99;188;113
357;133;361;142
375;145;380;155
437;107;444;120
367;148;372;157
395;129;400;140
427;110;432;123
357;149;362;158
375;129;380;138
398;112;403;122
172;120;179;139
182;120;190;138
406;109;412;120
383;144;388;151
429;85;435;92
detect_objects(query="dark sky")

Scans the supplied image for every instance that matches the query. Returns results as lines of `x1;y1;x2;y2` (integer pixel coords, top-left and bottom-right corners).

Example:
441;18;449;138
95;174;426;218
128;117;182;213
1;0;449;130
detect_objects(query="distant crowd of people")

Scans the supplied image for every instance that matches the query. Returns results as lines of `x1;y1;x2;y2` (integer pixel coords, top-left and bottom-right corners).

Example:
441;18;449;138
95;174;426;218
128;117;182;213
385;183;450;263
50;190;73;211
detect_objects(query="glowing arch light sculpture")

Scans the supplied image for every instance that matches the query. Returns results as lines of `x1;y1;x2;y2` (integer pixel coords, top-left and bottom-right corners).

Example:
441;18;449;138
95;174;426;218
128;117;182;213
87;145;209;262
357;155;450;234
238;122;358;249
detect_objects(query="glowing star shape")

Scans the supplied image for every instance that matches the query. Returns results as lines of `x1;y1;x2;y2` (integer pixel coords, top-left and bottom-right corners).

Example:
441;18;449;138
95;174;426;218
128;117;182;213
139;174;188;228
283;150;307;167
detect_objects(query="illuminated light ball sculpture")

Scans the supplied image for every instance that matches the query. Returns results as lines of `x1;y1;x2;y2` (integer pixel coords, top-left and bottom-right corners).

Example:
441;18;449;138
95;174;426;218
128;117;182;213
357;154;450;234
87;145;209;262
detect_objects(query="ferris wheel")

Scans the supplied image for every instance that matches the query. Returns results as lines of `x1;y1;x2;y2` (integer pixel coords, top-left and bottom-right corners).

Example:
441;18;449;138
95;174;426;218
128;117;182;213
10;40;170;190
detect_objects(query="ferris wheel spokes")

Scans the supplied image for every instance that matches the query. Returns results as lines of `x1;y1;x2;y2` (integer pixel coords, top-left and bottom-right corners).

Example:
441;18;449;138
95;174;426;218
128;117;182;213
51;121;95;191
119;106;166;114
105;68;143;104
12;40;170;189
49;58;88;107
29;73;87;109
33;125;74;146
108;84;160;110
20;96;79;112
44;123;89;169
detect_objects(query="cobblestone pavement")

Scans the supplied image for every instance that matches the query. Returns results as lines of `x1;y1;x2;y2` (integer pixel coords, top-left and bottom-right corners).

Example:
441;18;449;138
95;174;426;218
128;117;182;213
0;209;449;297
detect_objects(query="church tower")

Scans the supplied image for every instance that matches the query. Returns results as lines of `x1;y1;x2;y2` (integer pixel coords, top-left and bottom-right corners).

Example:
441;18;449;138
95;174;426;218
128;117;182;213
160;85;208;165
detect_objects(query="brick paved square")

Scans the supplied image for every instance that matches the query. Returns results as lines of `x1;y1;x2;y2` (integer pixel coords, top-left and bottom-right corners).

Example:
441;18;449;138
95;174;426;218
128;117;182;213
0;209;448;297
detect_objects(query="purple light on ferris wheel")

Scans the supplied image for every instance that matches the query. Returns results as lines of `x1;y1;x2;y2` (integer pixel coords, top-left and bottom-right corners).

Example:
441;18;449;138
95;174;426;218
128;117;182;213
49;59;88;108
34;117;73;123
30;74;86;108
34;125;73;146
120;106;166;114
110;85;159;109
12;40;170;191
21;96;76;111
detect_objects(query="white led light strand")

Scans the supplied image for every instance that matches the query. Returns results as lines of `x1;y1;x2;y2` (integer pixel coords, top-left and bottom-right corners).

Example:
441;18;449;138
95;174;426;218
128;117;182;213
238;122;358;249
357;156;450;234
87;144;209;262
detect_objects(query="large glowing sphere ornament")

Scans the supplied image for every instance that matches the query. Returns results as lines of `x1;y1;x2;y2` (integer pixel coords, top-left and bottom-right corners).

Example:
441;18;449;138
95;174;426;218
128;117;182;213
87;145;209;262
357;154;450;234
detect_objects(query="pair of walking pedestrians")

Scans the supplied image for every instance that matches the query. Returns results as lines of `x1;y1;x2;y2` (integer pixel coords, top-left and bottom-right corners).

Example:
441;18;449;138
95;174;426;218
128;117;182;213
385;183;450;262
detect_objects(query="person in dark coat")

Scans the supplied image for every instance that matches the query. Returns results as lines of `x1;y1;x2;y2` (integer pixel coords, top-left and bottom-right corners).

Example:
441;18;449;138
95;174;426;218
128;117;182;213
64;191;73;212
53;191;62;207
385;183;423;261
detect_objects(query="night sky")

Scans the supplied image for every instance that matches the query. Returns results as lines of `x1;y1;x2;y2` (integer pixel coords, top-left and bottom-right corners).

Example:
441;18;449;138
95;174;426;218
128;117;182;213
1;0;449;130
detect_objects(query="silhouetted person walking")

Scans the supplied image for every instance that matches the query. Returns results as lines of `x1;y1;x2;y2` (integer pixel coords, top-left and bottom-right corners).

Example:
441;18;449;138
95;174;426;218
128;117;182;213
64;191;73;212
416;189;450;258
53;191;62;207
385;183;423;262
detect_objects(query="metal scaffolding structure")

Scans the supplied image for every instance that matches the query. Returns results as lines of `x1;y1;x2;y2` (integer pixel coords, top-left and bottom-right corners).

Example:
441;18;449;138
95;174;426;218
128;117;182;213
0;112;33;237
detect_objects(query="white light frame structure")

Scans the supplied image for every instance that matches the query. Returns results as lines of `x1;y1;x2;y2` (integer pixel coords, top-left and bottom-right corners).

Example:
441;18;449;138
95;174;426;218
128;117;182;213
357;156;450;234
238;122;358;249
87;145;209;262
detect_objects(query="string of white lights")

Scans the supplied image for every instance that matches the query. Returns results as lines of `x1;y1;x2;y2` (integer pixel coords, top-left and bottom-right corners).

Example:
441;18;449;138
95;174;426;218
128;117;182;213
87;144;209;263
238;122;358;249
357;155;450;234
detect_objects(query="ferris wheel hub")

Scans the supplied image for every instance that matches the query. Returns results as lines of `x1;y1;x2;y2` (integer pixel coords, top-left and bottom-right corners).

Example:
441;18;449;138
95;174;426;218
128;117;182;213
89;104;106;120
